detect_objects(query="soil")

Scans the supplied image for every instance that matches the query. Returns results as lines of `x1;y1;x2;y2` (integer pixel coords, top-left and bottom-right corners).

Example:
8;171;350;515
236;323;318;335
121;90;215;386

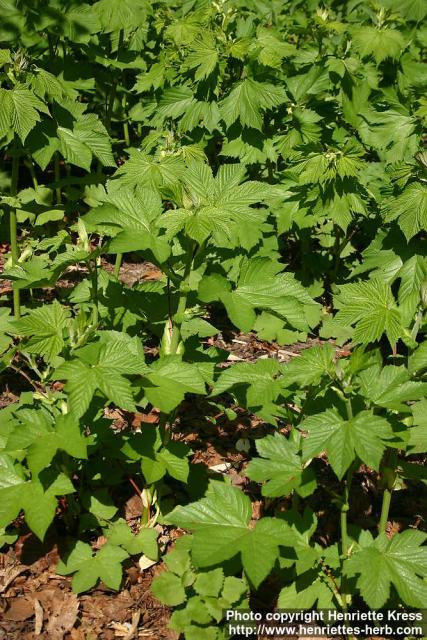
1;260;426;640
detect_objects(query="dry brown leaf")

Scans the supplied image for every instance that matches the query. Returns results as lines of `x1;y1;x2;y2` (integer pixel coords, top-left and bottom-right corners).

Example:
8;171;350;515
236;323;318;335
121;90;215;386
33;598;44;635
45;591;79;640
111;610;141;639
69;629;86;640
3;596;34;621
132;411;159;428
125;495;143;520
0;556;28;594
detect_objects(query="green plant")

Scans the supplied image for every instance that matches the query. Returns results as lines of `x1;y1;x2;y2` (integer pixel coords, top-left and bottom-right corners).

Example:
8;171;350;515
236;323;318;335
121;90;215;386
0;0;426;634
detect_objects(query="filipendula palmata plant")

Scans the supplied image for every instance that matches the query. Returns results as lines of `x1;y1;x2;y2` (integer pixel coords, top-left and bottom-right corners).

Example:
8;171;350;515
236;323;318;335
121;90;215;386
0;0;426;627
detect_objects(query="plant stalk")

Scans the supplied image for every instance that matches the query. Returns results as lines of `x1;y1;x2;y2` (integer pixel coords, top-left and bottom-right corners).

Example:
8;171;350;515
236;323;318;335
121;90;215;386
340;396;354;613
106;29;125;271
340;469;351;613
54;152;62;203
169;243;197;354
10;145;20;318
379;488;392;533
25;158;38;189
410;307;424;341
122;94;130;146
105;29;124;133
88;261;99;326
113;253;122;279
379;449;397;534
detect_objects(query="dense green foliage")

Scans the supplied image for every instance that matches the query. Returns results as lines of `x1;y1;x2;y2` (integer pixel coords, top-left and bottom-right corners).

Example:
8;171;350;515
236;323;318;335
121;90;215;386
0;0;426;635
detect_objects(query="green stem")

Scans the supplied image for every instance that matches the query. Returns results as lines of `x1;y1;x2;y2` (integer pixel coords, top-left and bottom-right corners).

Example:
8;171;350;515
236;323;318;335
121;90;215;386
379;488;392;533
105;31;125;272
379;449;397;534
340;396;354;612
25;158;38;189
122;94;130;146
113;253;122;279
169;243;196;354
54;152;62;204
340;470;351;613
47;34;56;66
123;121;130;147
341;479;350;558
10;145;20;318
410;307;423;341
88;262;99;326
105;29;124;133
345;397;353;420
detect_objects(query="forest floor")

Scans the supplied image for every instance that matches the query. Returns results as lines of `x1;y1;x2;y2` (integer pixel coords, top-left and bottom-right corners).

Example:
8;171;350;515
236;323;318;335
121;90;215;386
0;260;425;640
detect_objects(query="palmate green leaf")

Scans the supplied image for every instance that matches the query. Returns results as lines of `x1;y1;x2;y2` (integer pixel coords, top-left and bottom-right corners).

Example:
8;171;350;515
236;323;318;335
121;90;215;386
219;79;286;131
383;183;427;241
107;519;159;558
407;400;427;454
161;163;269;250
123;424;191;483
154;87;195;124
255;27;296;67
408;341;427;375
83;188;170;263
345;530;427;608
292;144;364;185
300;410;393;479
182;36;219;80
358;365;427;412
209;358;283;422
397;255;427;324
133;63;166;93
285;66;329;102
210;359;282;410
62;5;101;42
74;114;115;167
26;120;60;170
0;457;74;540
165;14;202;46
357;109;418;164
180;100;221;133
29;68;65;101
142;355;206;413
349;234;426;324
151;572;187;606
166;481;296;588
82;487;117;520
0;85;49;142
0;49;11;66
93;0;148;31
352;26;405;64
279;576;335;609
194;568;224;598
57;541;128;593
350;229;403;282
55;332;148;417
199;258;320;333
252;312;306;346
10;300;70;362
221;130;276;165
383;0;427;21
246;432;317;498
334;279;404;347
275;108;322;158
284;344;336;386
6;412;87;475
0;527;17;549
111;149;186;193
57;120;114;172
